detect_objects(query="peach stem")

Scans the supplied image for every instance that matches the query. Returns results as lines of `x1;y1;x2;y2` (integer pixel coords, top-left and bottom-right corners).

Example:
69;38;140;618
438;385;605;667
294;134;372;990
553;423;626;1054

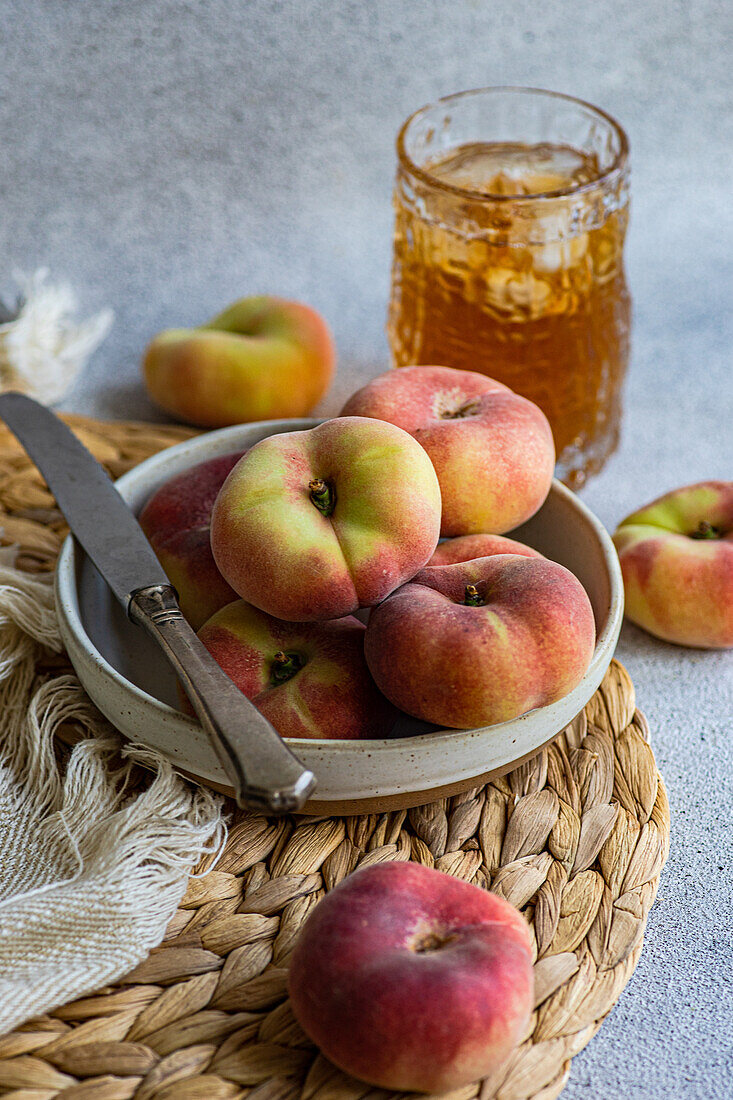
309;478;335;517
441;399;481;419
411;929;459;953
463;584;484;607
271;650;304;685
690;520;719;540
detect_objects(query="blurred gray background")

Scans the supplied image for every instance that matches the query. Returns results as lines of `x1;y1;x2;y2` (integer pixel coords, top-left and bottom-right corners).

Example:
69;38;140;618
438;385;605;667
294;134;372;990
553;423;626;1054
2;2;732;1096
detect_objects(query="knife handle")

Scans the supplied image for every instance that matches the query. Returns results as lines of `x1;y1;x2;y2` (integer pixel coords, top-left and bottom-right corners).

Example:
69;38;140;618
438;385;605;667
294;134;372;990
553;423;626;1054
129;584;316;815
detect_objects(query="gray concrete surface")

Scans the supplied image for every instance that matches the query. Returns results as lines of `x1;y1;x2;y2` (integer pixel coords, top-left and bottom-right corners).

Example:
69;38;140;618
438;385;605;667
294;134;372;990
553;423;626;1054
1;1;732;1095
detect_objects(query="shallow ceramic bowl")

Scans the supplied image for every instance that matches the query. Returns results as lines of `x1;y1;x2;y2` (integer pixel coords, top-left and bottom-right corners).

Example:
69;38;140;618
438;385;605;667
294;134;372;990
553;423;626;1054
55;418;623;813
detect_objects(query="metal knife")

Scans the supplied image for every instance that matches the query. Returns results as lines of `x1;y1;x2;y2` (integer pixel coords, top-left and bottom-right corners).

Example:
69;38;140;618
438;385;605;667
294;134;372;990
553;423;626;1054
0;392;316;814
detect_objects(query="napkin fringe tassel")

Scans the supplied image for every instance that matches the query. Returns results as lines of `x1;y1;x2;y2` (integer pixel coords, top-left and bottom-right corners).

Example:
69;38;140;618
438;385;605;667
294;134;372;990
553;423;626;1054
0;552;227;1034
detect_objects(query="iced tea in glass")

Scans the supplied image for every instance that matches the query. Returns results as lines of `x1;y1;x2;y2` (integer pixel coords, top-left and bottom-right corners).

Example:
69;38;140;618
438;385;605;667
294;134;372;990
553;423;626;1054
387;87;631;487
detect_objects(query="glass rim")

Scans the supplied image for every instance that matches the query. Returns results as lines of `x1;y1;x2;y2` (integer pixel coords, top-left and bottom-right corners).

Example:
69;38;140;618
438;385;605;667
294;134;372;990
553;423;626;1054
396;85;630;203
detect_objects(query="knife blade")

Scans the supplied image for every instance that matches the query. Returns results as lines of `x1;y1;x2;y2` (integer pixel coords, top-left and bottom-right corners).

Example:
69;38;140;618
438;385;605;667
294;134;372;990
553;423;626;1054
0;391;316;814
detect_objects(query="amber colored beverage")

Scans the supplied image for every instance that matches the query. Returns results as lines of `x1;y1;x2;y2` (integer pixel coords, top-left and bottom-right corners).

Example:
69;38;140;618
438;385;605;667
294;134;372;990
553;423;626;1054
388;89;631;487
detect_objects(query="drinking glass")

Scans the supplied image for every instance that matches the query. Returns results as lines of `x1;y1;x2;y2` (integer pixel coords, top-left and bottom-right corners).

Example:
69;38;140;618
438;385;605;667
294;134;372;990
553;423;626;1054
387;87;631;487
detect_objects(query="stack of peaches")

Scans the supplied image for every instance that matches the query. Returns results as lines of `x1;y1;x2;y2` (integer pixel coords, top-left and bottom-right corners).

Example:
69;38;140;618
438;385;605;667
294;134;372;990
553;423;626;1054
141;354;597;740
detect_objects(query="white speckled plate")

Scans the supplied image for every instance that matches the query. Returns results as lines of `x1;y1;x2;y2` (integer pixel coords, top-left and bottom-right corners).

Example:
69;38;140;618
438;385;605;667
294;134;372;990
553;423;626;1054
54;418;623;813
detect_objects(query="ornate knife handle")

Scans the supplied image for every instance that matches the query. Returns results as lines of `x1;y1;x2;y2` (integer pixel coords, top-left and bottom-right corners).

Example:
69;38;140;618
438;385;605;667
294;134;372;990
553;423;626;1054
129;584;316;814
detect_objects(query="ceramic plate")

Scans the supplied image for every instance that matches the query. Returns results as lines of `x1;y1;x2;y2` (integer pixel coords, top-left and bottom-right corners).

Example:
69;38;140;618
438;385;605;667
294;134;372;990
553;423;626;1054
55;418;624;812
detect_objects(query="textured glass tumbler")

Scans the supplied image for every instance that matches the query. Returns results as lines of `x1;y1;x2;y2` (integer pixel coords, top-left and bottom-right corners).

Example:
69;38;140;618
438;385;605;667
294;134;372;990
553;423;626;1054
387;87;631;488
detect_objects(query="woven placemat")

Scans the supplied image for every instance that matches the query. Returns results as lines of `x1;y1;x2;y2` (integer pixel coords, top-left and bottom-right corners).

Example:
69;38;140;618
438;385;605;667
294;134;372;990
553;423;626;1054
0;416;670;1100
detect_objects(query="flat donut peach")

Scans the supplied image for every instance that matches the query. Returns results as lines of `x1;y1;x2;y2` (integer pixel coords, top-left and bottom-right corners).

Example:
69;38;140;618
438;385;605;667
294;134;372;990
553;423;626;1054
288;862;534;1092
342;365;554;536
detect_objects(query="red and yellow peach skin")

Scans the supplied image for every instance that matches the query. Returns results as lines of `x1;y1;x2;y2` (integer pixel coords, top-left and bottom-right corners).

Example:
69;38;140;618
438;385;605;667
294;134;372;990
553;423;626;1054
210;416;442;621
288;861;534;1092
341;365;555;536
365;555;596;729
139;452;244;629
429;532;543;566
143;295;335;427
613;480;733;648
196;601;394;740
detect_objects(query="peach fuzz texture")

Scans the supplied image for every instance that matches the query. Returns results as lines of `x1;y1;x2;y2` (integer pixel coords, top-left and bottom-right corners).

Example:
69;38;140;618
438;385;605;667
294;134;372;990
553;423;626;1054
143;295;335;428
429;532;543;566
138;451;244;630
210;416;442;621
196;601;395;740
365;555;596;729
288;861;534;1093
341;365;555;536
613;480;733;648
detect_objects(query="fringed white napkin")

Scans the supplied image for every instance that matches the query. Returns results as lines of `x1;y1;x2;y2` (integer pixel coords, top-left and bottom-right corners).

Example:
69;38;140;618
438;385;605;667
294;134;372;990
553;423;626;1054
0;552;227;1034
0;270;113;405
